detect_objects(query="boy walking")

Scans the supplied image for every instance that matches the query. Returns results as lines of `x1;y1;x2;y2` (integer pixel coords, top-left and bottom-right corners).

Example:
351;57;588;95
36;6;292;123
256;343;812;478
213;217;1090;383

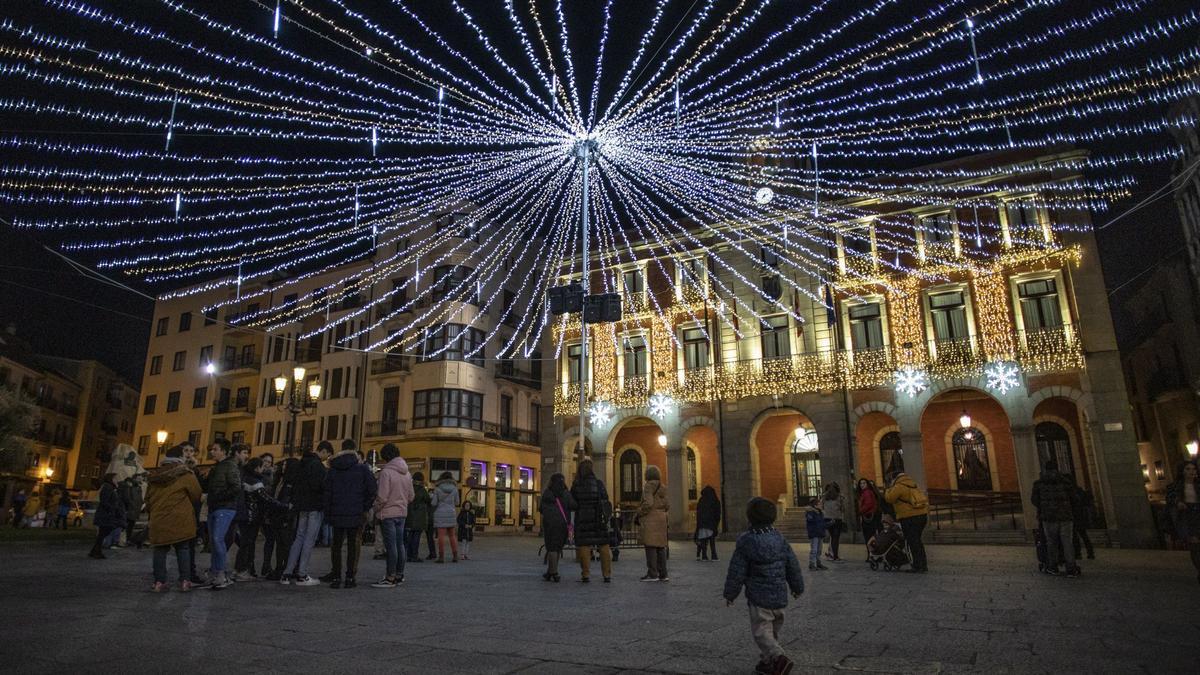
723;498;804;675
804;497;829;571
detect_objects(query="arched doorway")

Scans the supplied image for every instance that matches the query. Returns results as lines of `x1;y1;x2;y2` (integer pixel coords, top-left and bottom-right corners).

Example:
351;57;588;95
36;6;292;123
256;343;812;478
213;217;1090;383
749;408;818;506
605;416;666;507
618;448;643;502
879;431;904;481
951;427;992;491
920;388;1017;493
1035;421;1074;479
686;447;698;501
790;427;821;506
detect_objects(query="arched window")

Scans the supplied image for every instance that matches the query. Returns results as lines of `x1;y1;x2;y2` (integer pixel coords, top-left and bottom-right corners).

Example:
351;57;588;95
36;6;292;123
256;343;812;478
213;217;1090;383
951;427;992;491
879;431;904;481
1036;422;1074;478
790;428;821;507
619;449;643;502
687;447;698;500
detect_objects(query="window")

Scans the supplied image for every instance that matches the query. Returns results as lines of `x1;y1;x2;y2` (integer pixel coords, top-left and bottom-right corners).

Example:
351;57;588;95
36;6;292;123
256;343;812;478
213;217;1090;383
682;327;709;370
156;317;169;336
420;324;485;366
567;344;584;384
849;303;884;350
329;368;344;400
1018;278;1063;332
761;274;782;301
687;448;698;500
434;458;463;483
432;265;478;305
235;386;250;409
390;277;409;311
325;415;338;440
500;394;513;435
271;336;286;362
951;427;991;491
149;355;162;376
137;435;149;455
166;391;180;413
231;431;245;444
622;268;645;296
1004;201;1044;244
679;257;706;287
519;467;536;521
760;246;780;268
1035;422;1074;479
466;461;488;516
172;351;186;371
412;388;484;430
199;345;213;366
619;449;643;502
919;213;955;245
179;312;192;332
623;335;648;378
879;431;904;480
187;430;201;448
494;464;513;522
192;387;207;409
760;315;790;360
1154;460;1165;481
143;395;157;415
928;291;969;342
530;402;541;436
790;429;821;506
204;307;218;325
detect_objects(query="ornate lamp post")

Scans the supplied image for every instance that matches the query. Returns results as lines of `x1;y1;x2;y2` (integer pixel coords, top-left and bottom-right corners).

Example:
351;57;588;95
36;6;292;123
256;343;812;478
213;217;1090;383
155;428;169;466
273;365;321;456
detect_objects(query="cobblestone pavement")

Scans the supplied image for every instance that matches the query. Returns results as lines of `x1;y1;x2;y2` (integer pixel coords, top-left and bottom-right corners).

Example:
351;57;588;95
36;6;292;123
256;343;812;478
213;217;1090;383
0;536;1195;674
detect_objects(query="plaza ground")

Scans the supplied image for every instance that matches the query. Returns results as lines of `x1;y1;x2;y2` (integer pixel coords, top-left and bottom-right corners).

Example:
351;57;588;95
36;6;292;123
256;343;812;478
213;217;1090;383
0;534;1195;674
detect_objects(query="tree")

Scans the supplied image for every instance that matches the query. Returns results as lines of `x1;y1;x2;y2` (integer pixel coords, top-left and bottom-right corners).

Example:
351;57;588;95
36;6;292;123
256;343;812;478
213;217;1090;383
0;387;35;475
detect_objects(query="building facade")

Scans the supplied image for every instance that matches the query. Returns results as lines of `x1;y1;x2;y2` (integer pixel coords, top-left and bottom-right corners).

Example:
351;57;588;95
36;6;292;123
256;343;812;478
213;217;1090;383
541;148;1157;547
132;210;544;531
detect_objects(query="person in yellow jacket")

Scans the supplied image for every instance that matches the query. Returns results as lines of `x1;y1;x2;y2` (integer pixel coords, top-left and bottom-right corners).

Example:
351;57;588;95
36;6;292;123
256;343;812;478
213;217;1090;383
885;472;929;573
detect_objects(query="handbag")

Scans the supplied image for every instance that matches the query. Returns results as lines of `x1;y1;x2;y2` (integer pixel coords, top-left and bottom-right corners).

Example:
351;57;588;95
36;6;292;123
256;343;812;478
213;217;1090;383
555;497;573;542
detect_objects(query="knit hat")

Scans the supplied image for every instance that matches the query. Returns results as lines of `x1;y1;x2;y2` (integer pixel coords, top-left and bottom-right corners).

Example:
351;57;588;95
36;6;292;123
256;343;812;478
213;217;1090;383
746;497;777;528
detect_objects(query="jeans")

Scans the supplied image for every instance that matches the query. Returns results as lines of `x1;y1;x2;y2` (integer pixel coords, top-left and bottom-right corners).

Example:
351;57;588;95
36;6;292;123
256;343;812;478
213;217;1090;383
577;544;612;579
696;536;718;560
1044;519;1076;571
330;525;363;578
436;526;458;560
285;510;323;578
234;521;260;573
380;517;406;578
644;546;668;578
104;526;122;548
261;521;276;571
809;537;823;565
828;519;843;559
153;542;191;583
207;509;236;574
748;604;786;661
404;528;422;561
900;515;928;571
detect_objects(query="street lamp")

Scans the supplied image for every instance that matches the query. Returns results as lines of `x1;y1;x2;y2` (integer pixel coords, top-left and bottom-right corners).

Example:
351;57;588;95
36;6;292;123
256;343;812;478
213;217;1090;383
1187;440;1199;459
155;429;169;465
657;434;667;448
274;365;321;456
43;466;54;480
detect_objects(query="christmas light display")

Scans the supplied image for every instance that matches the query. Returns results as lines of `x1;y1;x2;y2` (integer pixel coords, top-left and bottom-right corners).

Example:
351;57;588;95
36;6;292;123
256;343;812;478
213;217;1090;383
588;400;614;427
984;361;1022;395
894;367;930;398
0;0;1192;415
647;392;676;420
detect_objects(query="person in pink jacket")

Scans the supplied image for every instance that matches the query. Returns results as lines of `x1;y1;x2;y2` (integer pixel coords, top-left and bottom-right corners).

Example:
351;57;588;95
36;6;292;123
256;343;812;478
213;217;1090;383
371;444;414;588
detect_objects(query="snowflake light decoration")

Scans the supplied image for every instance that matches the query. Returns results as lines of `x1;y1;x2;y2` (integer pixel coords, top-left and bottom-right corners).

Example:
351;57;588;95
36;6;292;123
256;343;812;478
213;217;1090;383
588;400;614;427
647;392;675;420
894;367;929;398
984;361;1022;395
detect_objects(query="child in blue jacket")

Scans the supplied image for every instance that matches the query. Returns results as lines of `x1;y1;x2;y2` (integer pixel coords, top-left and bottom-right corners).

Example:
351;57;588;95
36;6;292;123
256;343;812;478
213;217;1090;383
723;498;804;675
805;497;828;571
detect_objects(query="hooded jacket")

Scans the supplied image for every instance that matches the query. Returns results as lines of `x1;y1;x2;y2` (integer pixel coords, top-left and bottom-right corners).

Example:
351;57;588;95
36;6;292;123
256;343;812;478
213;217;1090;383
145;462;202;546
406;480;432;531
638;469;670;547
804;504;828;539
323;452;377;528
723;527;805;609
94;480;127;529
884;473;929;520
430;478;460;529
374;457;414;520
1031;469;1076;523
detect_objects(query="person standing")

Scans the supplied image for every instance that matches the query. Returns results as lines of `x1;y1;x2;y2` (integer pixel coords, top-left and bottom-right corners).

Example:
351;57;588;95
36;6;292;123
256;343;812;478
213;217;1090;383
804;497;829;571
884;471;929;573
695;485;721;562
145;447;202;592
405;472;431;563
638;465;670;581
55;491;71;530
1031;460;1080;578
457;503;476;560
118;475;145;549
1167;460;1200;584
88;473;125;559
821;483;847;562
258;453;278;575
723;497;804;675
233;457;288;581
281;441;332;587
204;439;241;589
1072;484;1096;561
570;459;613;583
322;439;377;588
430;471;461;563
539;473;576;582
855;479;883;558
371;444;412;588
10;489;27;528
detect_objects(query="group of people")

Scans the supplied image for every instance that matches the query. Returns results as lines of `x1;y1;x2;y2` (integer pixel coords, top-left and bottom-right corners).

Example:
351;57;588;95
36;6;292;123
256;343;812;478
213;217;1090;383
849;472;930;573
94;436;478;592
8;489;72;530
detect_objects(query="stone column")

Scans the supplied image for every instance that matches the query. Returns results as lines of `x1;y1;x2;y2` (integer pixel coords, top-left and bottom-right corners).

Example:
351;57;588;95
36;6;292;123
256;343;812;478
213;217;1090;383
665;444;687;534
898;430;927;488
1010;425;1040;530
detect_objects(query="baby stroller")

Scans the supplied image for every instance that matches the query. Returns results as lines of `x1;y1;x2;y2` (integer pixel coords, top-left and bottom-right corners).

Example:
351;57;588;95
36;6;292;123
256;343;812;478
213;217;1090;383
866;524;912;571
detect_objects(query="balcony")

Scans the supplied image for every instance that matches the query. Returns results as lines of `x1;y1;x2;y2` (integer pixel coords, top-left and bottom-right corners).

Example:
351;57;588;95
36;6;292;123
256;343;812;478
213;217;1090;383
213;400;255;418
925;336;984;379
1013;324;1083;374
364;419;407;438
483;422;540;446
495;361;539;388
219;349;259;375
369;355;411;377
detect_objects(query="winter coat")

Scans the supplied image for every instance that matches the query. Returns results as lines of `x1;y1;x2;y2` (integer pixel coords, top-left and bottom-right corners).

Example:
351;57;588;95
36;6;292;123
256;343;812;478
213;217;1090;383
94;481;126;529
569;474;612;546
805;506;828;539
323;452;377;528
723;527;804;610
1031;469;1076;523
638;479;670;547
285;452;327;512
145;463;202;546
118;479;144;521
206;457;241;512
884;473;929;520
857;487;882;521
430;479;460;529
1071;486;1093;527
695;486;721;535
375;458;414;520
457;509;476;541
540;484;577;552
241;471;289;525
406;482;431;531
822;492;846;521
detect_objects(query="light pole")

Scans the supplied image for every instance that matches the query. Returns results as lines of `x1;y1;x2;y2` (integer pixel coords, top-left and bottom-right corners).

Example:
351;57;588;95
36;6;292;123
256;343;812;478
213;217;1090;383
155;428;168;466
273;365;321;457
573;137;598;461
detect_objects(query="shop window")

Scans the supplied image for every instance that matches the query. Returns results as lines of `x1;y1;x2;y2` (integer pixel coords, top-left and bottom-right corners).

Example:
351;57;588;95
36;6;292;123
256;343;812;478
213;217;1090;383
494;464;513;523
519;467;536;524
952;427;991;491
619;449;643;502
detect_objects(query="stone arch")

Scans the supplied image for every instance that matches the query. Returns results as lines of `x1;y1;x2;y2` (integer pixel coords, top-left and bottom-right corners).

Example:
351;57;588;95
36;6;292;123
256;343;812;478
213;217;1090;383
1027;385;1091;424
614;444;648;504
851;400;899;426
855;408;901;484
748;406;821;507
1032;395;1090;491
920;388;1018;493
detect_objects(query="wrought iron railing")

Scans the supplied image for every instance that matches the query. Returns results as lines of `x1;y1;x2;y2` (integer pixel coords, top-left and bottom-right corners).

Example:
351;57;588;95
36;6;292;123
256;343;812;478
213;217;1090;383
365;419;407;438
927;489;1022;530
369;355;411;376
482;422;540;446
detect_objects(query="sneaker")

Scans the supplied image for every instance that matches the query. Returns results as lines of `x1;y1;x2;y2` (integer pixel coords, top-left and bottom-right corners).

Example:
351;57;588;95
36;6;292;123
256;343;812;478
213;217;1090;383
1065;568;1081;578
1042;567;1060;576
265;571;282;582
770;654;795;674
293;575;320;587
754;660;773;674
808;563;817;571
330;579;343;589
371;578;396;589
260;565;272;577
179;580;193;593
152;581;168;593
318;572;339;583
278;575;292;585
210;574;233;590
816;563;829;571
580;577;590;583
344;577;357;588
231;571;254;582
639;574;657;582
658;576;670;582
395;574;404;584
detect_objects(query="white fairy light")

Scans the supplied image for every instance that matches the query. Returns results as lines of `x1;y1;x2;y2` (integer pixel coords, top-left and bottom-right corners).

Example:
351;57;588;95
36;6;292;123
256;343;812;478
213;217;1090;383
588;400;613;427
647;392;675;420
984;361;1022;395
894;367;929;398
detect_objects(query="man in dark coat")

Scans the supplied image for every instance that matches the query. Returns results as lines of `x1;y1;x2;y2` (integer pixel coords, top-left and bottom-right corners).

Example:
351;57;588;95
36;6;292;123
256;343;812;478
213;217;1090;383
88;473;126;559
569;459;613;582
281;441;333;586
1031;460;1079;577
321;439;377;588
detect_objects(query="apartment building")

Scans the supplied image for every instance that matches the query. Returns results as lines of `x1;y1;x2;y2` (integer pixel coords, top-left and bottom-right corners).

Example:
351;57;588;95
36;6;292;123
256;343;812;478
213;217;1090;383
541;147;1157;547
133;209;544;531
